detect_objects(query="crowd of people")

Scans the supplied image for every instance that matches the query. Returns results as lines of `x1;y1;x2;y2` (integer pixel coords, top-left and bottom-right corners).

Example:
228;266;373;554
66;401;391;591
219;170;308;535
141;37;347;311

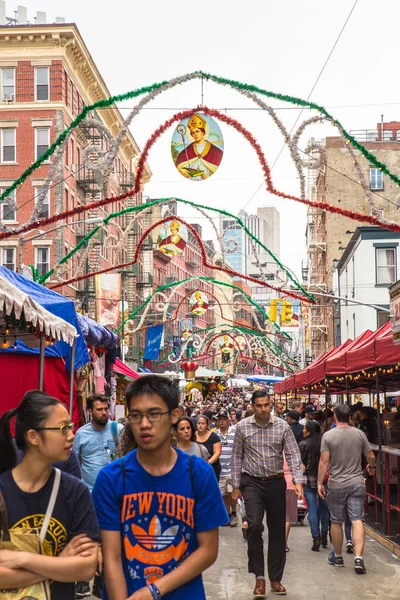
0;378;381;599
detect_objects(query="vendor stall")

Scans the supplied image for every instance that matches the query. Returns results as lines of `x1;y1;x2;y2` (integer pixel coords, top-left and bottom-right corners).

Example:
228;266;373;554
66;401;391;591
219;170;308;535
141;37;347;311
0;268;78;419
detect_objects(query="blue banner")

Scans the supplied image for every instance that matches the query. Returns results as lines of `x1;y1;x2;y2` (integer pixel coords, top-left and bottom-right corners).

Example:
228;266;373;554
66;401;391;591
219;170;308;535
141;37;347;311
144;324;164;360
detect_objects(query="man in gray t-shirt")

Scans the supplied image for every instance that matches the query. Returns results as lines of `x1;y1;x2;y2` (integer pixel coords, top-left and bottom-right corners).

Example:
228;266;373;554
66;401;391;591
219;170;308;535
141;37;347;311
318;404;376;575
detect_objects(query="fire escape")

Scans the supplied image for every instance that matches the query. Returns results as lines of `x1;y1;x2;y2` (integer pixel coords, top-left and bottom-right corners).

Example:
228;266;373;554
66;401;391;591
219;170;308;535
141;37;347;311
306;160;329;360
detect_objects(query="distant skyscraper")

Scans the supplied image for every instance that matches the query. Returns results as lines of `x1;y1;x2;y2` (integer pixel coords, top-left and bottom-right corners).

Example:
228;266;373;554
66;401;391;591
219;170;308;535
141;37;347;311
220;207;280;279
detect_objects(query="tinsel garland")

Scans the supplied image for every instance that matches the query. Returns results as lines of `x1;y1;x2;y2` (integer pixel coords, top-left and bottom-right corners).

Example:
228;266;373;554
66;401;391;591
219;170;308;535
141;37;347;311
155;323;295;372
30;101;400;289
197;332;294;373
131;214;309;303
2;70;400;205
41;195;313;301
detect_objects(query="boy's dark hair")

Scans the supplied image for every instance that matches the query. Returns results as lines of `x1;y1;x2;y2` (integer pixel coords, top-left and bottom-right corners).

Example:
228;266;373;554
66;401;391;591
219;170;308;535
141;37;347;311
87;394;109;411
251;389;270;405
334;404;351;423
125;375;179;412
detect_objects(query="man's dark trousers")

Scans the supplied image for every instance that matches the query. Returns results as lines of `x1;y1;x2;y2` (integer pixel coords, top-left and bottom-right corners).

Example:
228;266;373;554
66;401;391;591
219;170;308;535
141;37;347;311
240;472;287;582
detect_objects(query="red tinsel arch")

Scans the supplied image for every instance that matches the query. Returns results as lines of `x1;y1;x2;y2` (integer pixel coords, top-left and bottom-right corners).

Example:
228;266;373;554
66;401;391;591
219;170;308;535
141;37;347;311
1;107;399;244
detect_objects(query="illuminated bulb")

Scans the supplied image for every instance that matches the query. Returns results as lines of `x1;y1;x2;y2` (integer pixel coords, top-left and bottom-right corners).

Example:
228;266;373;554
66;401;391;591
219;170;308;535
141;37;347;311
5;327;9;335
13;337;17;350
2;337;7;348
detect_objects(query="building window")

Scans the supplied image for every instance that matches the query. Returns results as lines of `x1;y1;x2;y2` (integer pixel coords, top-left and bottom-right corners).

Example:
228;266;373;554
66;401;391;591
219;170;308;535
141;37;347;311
64;189;69;223
1;129;16;162
35;67;49;101
35;187;50;219
1;247;16;270
1;68;15;101
35;128;49;160
0;187;16;221
36;246;50;277
377;309;390;328
376;247;396;285
70;139;74;167
370;168;383;190
69;81;74;112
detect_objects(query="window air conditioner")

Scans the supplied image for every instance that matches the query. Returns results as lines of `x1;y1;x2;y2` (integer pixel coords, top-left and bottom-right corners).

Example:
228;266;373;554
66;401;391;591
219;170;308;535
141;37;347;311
2;94;14;102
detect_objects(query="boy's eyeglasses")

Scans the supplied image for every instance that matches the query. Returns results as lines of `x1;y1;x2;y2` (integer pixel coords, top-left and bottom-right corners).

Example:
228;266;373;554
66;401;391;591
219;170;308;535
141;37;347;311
128;411;169;424
35;423;75;435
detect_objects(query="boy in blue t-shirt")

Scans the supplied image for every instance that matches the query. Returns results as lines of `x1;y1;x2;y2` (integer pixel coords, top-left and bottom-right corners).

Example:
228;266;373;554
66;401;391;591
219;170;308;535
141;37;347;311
92;375;228;600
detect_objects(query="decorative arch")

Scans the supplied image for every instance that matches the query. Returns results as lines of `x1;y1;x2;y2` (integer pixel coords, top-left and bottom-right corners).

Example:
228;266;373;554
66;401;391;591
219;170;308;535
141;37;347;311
2;97;400;244
115;275;281;336
45;198;313;302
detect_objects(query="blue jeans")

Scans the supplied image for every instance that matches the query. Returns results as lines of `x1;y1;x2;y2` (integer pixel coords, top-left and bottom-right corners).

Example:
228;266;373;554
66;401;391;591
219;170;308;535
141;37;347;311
304;486;330;538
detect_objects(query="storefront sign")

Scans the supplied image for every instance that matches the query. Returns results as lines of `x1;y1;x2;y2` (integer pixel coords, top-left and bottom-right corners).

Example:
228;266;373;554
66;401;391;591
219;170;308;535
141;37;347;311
389;281;400;345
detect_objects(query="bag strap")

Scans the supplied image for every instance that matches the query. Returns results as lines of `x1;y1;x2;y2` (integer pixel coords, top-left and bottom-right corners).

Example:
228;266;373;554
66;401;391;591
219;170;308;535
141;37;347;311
40;468;61;544
189;455;195;496
111;420;117;440
198;443;204;460
0;491;10;541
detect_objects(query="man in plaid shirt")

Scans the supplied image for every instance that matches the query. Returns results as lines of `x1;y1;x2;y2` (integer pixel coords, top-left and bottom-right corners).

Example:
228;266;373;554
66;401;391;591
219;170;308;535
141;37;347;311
232;390;305;597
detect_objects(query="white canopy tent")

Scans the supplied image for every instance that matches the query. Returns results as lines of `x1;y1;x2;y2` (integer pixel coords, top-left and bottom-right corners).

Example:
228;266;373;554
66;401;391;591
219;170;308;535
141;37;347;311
0;273;77;413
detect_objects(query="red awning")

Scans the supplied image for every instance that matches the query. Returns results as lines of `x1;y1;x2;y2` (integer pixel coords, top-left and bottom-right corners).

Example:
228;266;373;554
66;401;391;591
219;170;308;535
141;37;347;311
344;321;392;373
113;358;140;379
325;330;373;375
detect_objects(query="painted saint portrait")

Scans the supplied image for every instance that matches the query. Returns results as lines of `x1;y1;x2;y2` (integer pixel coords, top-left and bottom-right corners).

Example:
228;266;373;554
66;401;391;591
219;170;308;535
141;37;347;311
235;335;247;353
171;113;224;181
157;220;188;256
180;318;193;341
189;290;209;316
220;334;234;364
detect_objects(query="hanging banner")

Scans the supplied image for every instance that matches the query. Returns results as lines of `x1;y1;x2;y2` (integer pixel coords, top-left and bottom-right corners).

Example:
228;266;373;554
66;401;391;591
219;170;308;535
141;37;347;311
144;324;164;360
95;273;121;328
171;112;224;181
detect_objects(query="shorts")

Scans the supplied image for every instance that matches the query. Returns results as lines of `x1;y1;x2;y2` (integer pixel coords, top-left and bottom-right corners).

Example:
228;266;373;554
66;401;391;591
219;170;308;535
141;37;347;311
219;475;233;496
326;483;366;523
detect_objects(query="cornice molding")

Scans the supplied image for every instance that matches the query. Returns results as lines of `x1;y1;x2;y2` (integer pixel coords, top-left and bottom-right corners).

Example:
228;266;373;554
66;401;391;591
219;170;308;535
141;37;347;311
0;24;151;179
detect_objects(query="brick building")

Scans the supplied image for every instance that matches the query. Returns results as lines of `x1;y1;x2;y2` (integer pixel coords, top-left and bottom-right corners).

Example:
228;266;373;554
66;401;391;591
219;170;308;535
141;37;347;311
306;122;400;359
0;17;150;362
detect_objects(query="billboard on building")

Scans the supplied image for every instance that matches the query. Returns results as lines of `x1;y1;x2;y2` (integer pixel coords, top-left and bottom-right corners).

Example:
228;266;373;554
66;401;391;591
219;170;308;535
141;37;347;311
95;273;121;328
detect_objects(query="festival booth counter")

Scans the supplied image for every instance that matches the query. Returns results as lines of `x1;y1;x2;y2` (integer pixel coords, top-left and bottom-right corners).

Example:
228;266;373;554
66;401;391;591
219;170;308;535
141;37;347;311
275;320;400;546
0;267;80;421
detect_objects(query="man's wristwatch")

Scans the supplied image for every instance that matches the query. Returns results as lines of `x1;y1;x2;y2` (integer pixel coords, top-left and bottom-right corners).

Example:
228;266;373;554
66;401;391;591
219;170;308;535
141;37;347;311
368;465;376;469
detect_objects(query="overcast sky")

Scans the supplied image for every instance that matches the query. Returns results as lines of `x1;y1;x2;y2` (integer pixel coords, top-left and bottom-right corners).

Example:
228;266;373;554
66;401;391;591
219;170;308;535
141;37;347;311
9;0;400;277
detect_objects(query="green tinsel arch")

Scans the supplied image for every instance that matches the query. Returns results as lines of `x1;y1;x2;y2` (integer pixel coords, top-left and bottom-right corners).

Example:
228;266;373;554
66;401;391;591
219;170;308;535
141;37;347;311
2;70;400;205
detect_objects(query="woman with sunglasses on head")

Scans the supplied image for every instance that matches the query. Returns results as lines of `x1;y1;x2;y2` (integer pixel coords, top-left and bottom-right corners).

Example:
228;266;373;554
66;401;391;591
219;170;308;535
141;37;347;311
176;417;210;460
195;415;222;480
0;390;100;599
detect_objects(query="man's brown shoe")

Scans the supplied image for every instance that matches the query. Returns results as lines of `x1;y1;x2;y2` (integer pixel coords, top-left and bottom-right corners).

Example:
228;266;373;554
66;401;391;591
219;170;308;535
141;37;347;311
270;581;287;595
253;578;266;597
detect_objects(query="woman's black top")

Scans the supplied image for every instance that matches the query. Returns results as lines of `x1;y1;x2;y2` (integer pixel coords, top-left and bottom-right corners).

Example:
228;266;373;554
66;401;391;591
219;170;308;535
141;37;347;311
198;431;222;480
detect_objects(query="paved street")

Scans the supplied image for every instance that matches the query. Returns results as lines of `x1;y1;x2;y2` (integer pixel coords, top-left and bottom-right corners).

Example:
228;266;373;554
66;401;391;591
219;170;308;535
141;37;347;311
89;522;400;600
203;523;400;600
